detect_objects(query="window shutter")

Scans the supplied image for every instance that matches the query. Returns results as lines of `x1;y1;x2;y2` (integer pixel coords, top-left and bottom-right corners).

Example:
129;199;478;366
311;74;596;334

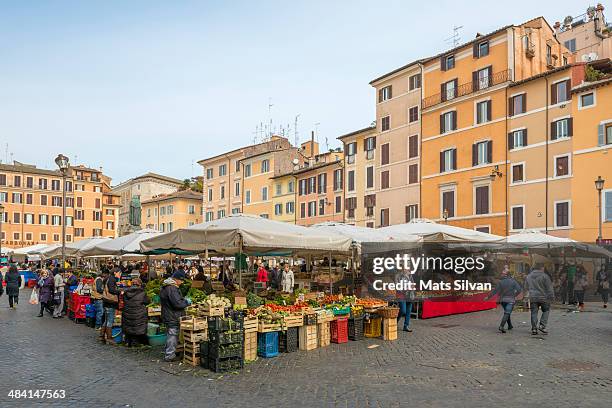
551;83;557;105
333;171;338;190
565;80;571;101
440;151;444;172
472;71;478;92
508;97;514;116
388;86;392;99
486;100;492;121
473;42;479;58
453;79;459;98
598;124;605;146
378;89;383;103
363;138;368;151
343;143;348;155
568;117;573;137
440;83;446;102
487;66;493;86
551;121;557;140
522;94;527;113
440;56;446;71
524;128;528;146
508;132;514;150
472;143;478;166
372;137;376;149
487;140;493;163
452;111;457;130
452;149;457;170
440;114;445;134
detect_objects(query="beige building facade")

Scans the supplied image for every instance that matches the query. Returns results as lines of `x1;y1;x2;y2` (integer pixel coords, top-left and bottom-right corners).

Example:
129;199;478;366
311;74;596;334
141;189;202;232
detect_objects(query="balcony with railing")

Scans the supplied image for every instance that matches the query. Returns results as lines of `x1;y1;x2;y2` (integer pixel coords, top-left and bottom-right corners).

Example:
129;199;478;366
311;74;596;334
423;69;512;109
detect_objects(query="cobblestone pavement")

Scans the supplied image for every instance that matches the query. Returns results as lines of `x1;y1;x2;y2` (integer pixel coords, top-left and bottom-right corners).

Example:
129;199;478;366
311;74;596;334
1;290;610;408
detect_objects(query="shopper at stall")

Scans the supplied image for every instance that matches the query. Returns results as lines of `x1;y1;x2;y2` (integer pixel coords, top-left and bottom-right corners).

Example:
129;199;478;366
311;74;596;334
281;264;295;293
37;269;55;317
160;269;191;362
596;265;609;308
92;269;107;330
573;271;588;312
4;265;22;309
52;268;65;318
484;267;522;333
525;263;554;335
122;278;150;347
256;261;268;285
64;269;78;315
99;267;121;344
394;266;415;332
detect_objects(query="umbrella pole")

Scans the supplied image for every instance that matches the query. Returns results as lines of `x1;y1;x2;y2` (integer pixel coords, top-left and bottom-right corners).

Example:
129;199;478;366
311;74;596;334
329;251;332;295
238;236;243;289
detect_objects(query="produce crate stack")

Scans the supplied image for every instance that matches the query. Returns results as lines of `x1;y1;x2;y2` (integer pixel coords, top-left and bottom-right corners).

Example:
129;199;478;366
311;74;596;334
317;321;331;347
382;318;398;341
258;331;279;358
279;327;299;353
331;317;348;344
201;316;244;372
364;316;382;338
298;324;318;351
348;315;365;341
180;316;208;366
243;316;258;361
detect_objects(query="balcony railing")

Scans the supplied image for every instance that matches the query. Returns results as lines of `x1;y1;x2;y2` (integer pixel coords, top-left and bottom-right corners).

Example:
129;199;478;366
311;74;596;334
423;69;512;109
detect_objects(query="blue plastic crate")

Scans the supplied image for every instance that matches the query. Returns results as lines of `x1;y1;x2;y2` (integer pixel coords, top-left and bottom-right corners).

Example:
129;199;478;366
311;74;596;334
85;304;96;318
257;332;279;358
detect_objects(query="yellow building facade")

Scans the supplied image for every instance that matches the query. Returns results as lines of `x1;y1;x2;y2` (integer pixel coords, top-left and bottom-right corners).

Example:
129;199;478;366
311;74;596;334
141;189;202;232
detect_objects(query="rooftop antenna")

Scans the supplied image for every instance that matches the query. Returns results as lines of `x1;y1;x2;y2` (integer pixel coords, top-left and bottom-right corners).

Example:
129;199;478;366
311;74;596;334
5;143;8;164
445;25;463;47
267;97;274;139
325;136;330;151
314;122;321;143
294;114;300;147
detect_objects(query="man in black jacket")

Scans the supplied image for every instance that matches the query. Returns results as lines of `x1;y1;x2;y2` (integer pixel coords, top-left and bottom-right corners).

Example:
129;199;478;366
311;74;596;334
160;269;191;362
485;267;522;333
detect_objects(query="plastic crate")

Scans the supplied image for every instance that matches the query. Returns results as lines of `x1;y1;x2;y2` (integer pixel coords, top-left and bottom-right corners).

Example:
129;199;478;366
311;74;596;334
348;315;365;341
331;306;351;316
303;314;317;326
257;331;279;358
331;317;348;344
207;356;244;373
209;330;243;345
279;327;299;353
208;316;243;332
208;342;243;359
364;316;382;338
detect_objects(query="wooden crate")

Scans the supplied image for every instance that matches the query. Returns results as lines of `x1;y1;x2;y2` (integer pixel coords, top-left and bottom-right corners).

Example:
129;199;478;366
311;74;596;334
282;314;304;329
201;305;225;317
147;306;161;317
243;317;258;333
183;348;200;366
258;321;282;333
382;317;398;341
299;325;318;351
183;341;201;354
180;316;208;331
317;321;330;347
182;329;208;343
243;331;257;361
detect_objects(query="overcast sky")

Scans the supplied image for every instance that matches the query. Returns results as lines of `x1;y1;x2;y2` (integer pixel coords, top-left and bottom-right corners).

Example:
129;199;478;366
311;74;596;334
0;0;586;184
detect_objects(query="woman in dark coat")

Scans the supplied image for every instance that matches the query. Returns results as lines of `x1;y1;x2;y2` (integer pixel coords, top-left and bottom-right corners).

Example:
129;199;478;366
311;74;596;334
37;269;55;317
4;265;23;309
121;278;149;346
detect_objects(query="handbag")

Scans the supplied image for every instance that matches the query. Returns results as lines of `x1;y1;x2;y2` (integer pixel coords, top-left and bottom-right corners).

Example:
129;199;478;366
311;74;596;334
101;281;118;304
53;291;62;305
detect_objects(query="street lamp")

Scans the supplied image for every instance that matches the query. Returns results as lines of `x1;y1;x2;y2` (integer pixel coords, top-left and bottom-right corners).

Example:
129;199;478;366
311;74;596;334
0;203;4;260
55;154;70;269
595;176;605;243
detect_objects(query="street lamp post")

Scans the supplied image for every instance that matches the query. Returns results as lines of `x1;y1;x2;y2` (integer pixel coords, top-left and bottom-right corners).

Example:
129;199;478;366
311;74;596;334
595;176;605;243
55;154;70;269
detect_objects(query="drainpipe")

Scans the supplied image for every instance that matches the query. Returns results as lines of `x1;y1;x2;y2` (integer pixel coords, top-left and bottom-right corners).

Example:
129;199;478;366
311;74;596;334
293;174;297;225
505;86;509;235
545;77;549;234
419;63;424;219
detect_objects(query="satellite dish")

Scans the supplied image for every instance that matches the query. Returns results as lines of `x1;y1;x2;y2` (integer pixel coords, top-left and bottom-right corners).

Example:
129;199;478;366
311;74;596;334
563;15;573;26
292;158;299;165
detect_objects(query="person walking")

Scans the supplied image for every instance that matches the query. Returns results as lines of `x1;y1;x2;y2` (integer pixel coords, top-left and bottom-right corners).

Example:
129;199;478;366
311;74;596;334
525;263;555;335
92;269;107;330
99;267;121;344
63;269;78;315
37;270;55;317
596;265;609;308
160;269;191;362
281;264;295;293
394;266;415;332
121;278;150;347
52;268;65;318
485;267;522;333
256;261;269;286
573;271;588;312
4;265;23;309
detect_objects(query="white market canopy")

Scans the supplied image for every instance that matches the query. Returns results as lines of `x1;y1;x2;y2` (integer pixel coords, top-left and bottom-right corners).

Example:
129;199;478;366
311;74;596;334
139;214;353;255
505;230;612;258
79;229;161;257
311;222;422;247
39;237;112;259
8;244;50;256
381;219;504;243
